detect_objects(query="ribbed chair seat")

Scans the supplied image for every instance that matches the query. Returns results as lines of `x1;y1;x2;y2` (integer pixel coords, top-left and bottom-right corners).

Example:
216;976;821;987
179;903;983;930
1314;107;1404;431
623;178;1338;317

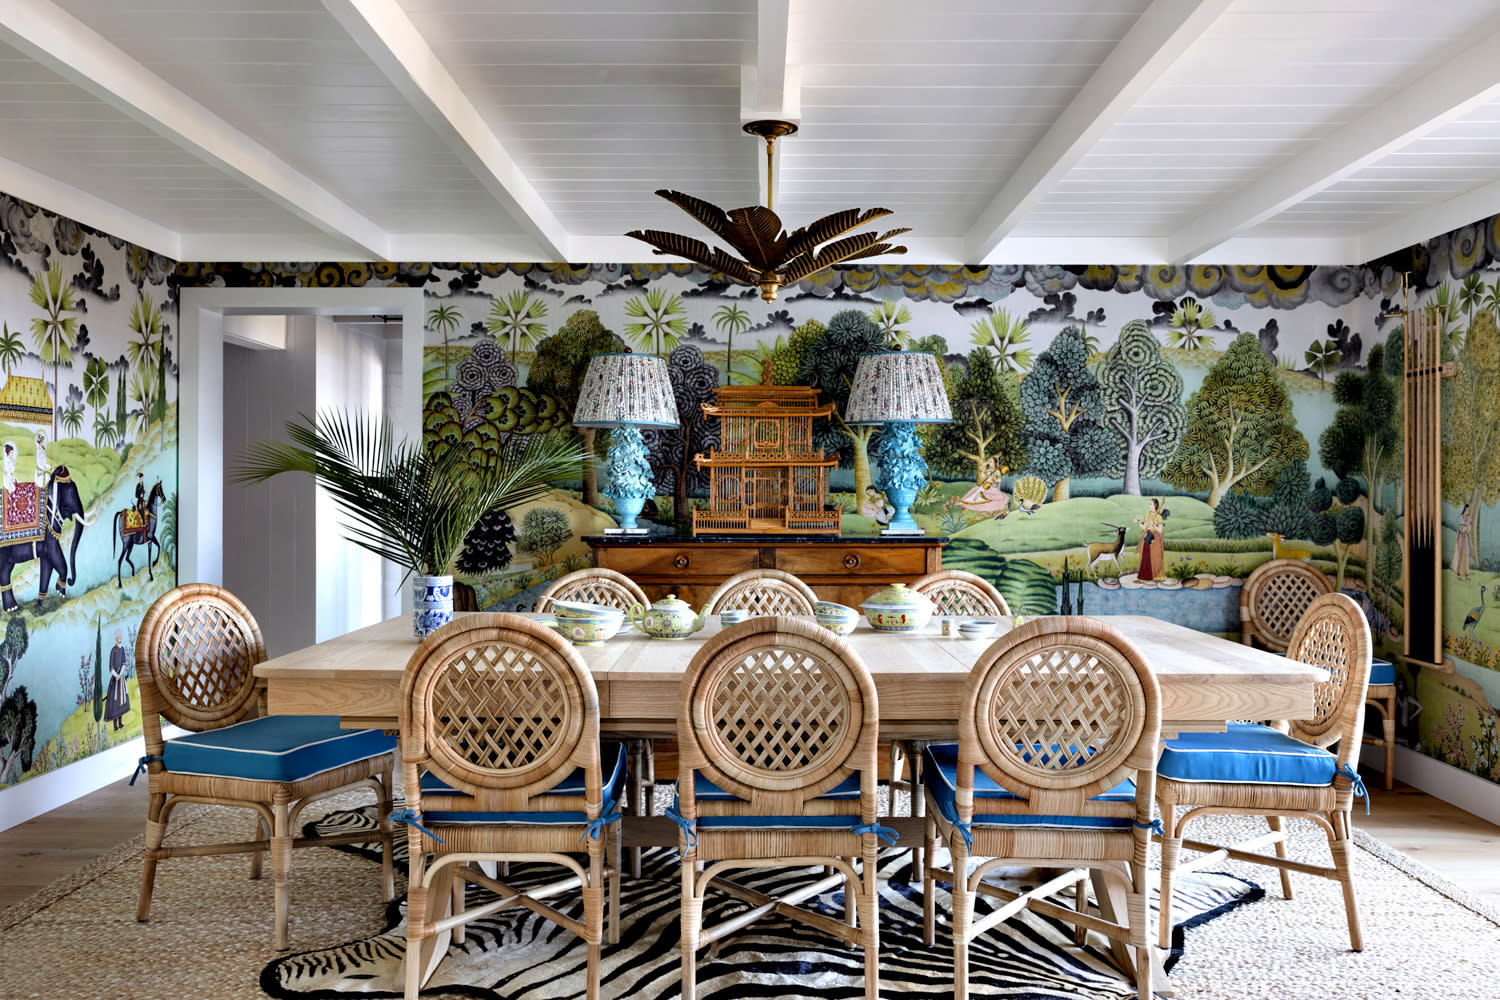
923;743;1135;831
162;715;394;782
134;585;395;951
1157;593;1373;954
675;772;863;830
416;740;628;825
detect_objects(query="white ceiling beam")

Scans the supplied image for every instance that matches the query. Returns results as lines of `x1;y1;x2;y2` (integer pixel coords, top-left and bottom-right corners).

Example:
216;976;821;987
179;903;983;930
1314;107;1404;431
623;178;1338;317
0;153;179;259
1358;176;1500;265
324;0;570;262
740;0;798;210
967;0;1233;262
0;0;388;259
1168;24;1500;264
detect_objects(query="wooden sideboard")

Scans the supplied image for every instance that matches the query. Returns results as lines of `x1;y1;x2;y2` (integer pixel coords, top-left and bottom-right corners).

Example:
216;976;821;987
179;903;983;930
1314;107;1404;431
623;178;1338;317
583;534;945;608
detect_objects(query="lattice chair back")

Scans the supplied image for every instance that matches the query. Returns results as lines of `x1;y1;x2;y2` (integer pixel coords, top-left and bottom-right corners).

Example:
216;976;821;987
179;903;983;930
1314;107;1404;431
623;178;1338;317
1284;593;1372;761
677;617;878;815
705;569;818;616
136;584;267;756
534;567;649;613
959;616;1160;820
401;614;603;814
1241;559;1333;652
911;570;1011;617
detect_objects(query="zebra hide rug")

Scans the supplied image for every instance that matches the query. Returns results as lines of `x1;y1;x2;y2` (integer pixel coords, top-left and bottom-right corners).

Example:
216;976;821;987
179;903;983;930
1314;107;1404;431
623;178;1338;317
261;806;1258;999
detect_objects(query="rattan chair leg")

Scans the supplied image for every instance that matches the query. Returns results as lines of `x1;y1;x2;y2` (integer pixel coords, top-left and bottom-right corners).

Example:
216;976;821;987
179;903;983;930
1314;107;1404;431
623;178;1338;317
861;847;880;1000
137;792;167;922
1129;860;1154;1000
681;857;700;1000
627;740;645;878
609;828;622;945
951;845;974;1000
376;766;395;901
1330;811;1364;951
450;876;467;943
1267;815;1294;898
272;794;292;951
1157;831;1180;951
1382;712;1396;790
922;811;937;947
249;816;267;880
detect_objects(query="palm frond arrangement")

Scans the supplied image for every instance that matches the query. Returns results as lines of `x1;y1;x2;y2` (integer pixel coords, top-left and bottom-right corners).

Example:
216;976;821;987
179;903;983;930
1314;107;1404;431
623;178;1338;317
234;412;583;581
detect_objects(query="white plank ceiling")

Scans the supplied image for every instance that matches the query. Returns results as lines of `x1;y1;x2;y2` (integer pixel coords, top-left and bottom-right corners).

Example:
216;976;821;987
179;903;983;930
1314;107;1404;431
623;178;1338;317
2;0;1499;264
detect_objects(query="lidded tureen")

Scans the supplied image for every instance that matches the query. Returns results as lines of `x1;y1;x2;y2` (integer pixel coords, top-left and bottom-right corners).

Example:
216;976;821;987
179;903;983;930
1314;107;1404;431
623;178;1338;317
860;582;936;633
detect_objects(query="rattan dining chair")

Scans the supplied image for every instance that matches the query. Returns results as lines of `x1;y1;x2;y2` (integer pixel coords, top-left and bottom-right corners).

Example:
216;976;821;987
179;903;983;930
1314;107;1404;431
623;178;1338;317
672;617;886;1000
1366;660;1398;791
704;568;818;615
921;616;1161;1000
397;614;622;1000
134;584;396;950
1240;558;1333;652
534;567;649;614
1157;592;1372;952
895;571;1013;826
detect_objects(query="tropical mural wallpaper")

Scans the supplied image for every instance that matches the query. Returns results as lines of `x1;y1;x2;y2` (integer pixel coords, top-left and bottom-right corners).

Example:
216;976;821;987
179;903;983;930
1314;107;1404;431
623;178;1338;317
10;184;1500;803
0;193;178;789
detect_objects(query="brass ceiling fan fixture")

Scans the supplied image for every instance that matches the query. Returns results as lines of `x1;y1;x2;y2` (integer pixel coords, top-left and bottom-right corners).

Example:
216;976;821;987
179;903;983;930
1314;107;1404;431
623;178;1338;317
624;120;911;302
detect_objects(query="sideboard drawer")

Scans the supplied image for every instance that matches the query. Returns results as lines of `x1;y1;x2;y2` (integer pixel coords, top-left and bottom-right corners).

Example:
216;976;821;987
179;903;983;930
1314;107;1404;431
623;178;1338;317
600;546;758;578
775;545;929;577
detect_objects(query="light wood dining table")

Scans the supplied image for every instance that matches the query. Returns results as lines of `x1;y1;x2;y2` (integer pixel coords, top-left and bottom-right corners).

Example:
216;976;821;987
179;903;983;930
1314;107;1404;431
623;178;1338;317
254;612;1327;739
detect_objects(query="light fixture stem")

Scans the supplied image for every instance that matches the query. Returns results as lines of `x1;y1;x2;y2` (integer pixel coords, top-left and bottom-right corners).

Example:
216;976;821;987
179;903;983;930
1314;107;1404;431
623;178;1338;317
765;135;775;211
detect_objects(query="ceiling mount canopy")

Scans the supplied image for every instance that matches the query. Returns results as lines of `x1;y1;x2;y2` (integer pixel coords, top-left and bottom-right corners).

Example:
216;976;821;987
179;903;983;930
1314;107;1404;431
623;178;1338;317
624;119;911;302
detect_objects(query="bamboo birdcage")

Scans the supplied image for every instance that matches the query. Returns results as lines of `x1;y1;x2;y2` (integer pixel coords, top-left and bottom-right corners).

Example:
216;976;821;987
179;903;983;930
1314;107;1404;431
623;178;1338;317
691;385;841;535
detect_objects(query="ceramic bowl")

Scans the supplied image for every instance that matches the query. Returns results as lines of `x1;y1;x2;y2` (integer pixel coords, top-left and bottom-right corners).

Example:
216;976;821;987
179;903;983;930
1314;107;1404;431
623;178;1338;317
719;609;750;627
860;582;936;633
557;618;622;646
551;601;625;646
957;620;997;640
813;601;860;636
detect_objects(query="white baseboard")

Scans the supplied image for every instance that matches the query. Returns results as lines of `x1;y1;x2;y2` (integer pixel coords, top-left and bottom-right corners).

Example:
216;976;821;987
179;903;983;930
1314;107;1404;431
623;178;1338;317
0;736;145;832
1361;742;1500;827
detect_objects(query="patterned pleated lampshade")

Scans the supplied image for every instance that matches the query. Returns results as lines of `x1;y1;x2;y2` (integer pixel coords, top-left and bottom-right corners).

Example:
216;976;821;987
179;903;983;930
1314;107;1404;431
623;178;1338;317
845;351;952;424
572;353;680;428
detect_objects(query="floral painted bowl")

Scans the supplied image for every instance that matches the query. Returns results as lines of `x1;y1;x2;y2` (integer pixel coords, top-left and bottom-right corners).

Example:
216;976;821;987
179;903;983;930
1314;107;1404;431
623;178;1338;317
813;601;860;636
551;601;625;646
860;582;936;633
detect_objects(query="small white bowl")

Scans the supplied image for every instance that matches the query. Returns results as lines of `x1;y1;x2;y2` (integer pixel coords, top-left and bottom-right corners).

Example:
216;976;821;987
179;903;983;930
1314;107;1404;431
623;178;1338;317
957;620;996;640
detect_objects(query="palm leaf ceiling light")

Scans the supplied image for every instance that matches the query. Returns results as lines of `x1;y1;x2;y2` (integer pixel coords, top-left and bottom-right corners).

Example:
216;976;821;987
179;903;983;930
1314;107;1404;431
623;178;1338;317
625;120;910;302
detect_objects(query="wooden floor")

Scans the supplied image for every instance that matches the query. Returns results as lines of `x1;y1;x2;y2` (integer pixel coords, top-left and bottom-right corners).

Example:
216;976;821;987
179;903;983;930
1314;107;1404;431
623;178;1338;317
3;771;1498;913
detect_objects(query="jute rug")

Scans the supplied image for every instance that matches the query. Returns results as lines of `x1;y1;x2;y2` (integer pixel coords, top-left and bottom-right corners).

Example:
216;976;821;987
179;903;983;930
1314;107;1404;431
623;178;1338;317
2;794;1495;1000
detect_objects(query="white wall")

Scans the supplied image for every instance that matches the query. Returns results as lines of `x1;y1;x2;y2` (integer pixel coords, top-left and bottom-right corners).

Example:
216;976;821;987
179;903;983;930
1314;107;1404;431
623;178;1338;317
313;317;386;641
222;320;318;657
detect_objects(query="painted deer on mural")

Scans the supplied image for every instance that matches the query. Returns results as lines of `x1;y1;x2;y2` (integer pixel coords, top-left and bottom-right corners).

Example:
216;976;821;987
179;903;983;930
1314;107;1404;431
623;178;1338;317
0;467;91;612
114;479;165;587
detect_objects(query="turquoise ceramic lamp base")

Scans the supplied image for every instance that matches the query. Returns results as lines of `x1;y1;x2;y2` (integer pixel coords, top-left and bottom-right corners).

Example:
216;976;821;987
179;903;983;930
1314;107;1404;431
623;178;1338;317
604;423;654;535
878;420;928;535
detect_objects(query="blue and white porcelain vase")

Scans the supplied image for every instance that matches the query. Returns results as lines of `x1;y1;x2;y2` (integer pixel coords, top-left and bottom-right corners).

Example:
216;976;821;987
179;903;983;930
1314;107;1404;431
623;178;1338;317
412;574;454;638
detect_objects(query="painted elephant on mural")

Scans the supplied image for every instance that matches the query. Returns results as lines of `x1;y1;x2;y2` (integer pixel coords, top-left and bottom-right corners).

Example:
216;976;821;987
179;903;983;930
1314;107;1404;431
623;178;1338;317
0;467;90;612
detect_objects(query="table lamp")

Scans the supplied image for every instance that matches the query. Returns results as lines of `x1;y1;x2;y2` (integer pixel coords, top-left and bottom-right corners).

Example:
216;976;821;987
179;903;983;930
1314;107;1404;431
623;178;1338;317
845;350;952;535
573;352;680;534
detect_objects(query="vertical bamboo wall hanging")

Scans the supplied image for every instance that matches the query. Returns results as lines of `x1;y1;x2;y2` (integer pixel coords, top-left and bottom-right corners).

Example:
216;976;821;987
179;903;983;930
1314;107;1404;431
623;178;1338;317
1403;277;1452;668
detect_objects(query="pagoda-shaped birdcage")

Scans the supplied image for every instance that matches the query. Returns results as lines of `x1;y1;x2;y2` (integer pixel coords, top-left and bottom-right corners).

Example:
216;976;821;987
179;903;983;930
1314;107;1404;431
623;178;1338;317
691;384;841;535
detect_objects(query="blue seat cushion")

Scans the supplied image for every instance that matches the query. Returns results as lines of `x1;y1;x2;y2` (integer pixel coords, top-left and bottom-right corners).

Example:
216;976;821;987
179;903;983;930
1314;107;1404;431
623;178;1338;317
421;740;627;825
922;743;1134;830
1370;658;1395;686
162;715;394;783
676;771;864;830
1157;723;1336;786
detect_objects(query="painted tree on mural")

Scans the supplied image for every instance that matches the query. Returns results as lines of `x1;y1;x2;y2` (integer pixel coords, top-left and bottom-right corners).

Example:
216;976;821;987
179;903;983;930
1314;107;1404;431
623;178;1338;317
1097;320;1185;495
486;289;547;356
427;302;462;384
642;344;721;531
1442;309;1500;542
799;309;886;501
1321;342;1399;576
623;287;687;356
29;263;80;439
1166;297;1216;350
712;301;752;384
83;356;110;446
449;338;520;429
527;310;625;508
1019;326;1118;501
970;308;1033;373
0;616;26;700
1310;477;1365;589
869;300;912;348
927;348;1025;483
772;317;823;385
62;385;83;438
0;322;21;376
0;685;38;784
1163;331;1308;507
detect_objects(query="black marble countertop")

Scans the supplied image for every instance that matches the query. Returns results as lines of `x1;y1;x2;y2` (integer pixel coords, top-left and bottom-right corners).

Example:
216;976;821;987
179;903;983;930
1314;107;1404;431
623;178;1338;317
582;534;949;545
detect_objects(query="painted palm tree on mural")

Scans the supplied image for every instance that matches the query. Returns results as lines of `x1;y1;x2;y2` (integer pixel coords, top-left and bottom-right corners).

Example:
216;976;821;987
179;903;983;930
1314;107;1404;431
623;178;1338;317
28;263;79;439
61;398;83;438
486;290;547;356
0;323;23;377
624;288;687;356
1305;338;1340;388
1459;272;1485;325
711;301;752;384
1484;277;1500;322
868;300;912;348
1167;297;1216;349
83;356;109;447
426;303;462;384
970;308;1033;373
93;410;120;449
126;293;163;428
